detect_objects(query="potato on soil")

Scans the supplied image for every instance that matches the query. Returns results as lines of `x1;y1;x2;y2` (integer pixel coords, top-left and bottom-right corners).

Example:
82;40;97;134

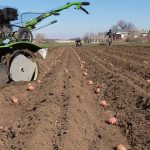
11;96;19;104
116;144;126;150
27;85;34;91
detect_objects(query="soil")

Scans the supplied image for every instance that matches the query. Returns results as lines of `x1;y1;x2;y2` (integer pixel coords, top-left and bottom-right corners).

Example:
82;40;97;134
0;64;8;86
0;45;149;150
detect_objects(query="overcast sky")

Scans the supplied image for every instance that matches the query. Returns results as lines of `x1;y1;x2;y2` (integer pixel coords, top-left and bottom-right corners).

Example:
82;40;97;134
1;0;150;39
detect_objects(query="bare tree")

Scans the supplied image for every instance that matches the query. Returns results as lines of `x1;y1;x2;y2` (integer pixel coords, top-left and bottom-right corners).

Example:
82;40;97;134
148;30;150;40
35;33;46;43
111;25;118;33
117;20;127;31
126;22;135;32
83;32;95;43
83;33;90;43
111;20;135;32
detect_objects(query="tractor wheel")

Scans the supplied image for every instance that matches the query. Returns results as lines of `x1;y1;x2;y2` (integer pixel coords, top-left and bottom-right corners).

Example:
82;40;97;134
8;50;39;81
18;28;33;42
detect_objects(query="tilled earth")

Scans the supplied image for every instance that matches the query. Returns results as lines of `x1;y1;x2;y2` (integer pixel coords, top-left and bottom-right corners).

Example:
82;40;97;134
0;45;149;150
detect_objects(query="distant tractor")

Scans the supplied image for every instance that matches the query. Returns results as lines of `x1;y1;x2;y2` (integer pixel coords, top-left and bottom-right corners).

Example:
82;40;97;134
75;38;82;47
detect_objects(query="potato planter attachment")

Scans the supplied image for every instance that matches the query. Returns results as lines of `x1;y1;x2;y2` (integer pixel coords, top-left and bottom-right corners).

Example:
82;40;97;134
0;41;47;83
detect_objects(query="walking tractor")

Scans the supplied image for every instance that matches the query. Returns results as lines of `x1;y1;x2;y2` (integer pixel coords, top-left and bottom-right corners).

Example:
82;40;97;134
0;2;90;84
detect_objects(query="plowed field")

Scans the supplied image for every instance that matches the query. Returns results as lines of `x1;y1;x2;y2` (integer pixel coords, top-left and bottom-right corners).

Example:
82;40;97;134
0;45;149;150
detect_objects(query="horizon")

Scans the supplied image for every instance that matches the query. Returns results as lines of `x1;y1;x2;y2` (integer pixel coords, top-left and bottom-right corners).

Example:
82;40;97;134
1;0;150;39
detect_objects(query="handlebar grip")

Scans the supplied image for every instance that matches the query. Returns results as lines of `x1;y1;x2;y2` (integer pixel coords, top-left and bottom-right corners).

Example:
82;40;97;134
51;20;57;24
82;2;90;6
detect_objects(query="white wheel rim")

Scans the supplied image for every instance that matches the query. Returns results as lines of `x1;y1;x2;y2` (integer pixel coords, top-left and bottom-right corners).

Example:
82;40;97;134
9;53;38;81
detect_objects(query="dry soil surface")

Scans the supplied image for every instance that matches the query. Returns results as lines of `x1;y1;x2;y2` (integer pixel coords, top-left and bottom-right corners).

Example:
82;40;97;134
0;45;149;150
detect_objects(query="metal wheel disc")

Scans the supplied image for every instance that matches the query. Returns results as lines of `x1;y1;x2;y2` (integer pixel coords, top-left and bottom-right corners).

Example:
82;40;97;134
9;50;38;81
18;28;33;42
20;32;32;42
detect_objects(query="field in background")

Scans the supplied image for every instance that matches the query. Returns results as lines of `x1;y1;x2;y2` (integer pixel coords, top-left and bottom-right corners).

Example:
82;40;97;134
0;44;149;150
37;40;150;48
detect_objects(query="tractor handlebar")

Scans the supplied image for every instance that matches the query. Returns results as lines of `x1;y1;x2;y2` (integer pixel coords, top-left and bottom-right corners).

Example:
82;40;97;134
24;1;90;29
80;2;90;14
81;2;90;6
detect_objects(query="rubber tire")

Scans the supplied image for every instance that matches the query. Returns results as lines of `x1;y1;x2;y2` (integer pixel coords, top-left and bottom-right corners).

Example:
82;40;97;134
18;28;33;42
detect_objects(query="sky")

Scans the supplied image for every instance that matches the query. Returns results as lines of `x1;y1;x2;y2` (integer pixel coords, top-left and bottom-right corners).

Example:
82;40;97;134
0;0;150;39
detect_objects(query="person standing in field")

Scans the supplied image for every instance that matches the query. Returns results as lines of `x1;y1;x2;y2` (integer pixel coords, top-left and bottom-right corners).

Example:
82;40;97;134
105;29;113;46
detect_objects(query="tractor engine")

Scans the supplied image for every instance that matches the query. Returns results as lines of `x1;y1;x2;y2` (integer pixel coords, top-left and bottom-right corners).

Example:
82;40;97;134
0;8;18;40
